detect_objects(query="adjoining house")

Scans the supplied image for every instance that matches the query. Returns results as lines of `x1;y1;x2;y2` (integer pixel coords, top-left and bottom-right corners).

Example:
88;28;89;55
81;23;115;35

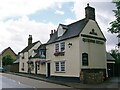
46;4;107;83
12;53;20;73
19;35;41;73
0;47;17;70
29;44;47;75
106;52;115;77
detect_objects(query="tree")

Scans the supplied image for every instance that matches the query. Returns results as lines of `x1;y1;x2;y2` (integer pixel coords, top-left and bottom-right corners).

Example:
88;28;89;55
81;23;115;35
108;1;120;33
2;55;14;66
110;49;120;64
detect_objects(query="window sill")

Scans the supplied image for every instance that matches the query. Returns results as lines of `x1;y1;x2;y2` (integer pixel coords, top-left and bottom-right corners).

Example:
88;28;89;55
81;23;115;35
54;52;65;56
55;71;66;73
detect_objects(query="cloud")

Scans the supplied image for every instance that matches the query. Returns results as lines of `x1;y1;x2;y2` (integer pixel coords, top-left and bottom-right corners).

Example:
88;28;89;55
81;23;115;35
0;16;57;53
0;0;117;54
0;0;56;20
55;10;65;15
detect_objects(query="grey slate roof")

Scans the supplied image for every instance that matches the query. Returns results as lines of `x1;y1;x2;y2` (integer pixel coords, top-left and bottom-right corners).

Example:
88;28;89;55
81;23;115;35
20;41;40;53
47;19;89;44
13;59;19;64
106;52;115;61
30;44;46;59
118;42;120;46
117;34;120;38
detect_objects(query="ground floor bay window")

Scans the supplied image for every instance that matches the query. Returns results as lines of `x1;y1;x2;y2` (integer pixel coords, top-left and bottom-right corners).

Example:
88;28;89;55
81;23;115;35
55;61;65;72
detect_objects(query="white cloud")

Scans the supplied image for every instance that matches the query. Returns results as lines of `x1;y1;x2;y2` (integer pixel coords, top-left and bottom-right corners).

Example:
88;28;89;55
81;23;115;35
55;10;64;15
0;16;57;53
64;18;77;25
0;0;117;54
0;0;56;20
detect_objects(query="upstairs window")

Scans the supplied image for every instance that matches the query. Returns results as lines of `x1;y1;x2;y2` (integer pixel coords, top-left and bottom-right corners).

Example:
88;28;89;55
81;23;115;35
82;53;88;66
55;44;59;52
39;50;46;58
55;42;65;53
60;42;65;52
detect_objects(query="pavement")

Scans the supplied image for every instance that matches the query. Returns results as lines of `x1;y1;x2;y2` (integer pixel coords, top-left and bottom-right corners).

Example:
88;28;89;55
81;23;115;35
4;72;120;89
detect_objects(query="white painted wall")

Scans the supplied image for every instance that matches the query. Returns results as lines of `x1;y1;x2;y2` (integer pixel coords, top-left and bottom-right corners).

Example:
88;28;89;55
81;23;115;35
19;42;41;73
46;37;80;77
30;58;46;75
80;20;107;69
46;19;107;78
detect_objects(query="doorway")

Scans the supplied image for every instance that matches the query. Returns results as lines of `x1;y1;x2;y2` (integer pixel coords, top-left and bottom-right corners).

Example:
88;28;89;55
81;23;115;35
35;63;37;74
47;63;50;77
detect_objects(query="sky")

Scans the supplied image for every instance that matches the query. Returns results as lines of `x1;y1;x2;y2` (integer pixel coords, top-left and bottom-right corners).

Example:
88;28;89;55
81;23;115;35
0;0;118;54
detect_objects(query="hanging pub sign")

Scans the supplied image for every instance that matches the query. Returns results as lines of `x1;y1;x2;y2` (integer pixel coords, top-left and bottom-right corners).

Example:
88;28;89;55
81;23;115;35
82;38;104;45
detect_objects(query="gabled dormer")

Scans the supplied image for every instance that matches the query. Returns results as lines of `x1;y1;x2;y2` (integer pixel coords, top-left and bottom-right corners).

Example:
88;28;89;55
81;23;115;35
57;24;68;37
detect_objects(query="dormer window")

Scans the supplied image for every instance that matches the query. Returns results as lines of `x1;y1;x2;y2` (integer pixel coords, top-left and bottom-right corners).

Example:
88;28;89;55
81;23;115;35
39;50;46;58
58;24;67;37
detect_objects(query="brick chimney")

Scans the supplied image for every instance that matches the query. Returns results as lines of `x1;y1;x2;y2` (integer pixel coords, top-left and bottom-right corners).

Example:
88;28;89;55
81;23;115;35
28;35;32;45
85;3;95;20
50;30;53;38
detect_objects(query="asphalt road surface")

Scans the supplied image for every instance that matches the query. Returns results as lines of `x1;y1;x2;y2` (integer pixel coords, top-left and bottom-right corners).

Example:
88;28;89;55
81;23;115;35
1;73;69;89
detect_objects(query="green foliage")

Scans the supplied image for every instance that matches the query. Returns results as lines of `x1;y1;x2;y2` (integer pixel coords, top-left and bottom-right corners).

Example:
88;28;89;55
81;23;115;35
110;49;120;64
108;1;120;33
2;55;14;66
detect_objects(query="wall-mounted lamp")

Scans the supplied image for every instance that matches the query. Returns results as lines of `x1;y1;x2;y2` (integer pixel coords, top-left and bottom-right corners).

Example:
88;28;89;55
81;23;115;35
68;42;72;48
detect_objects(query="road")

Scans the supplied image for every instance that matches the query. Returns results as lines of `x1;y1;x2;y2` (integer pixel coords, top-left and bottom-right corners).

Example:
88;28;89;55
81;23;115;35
1;73;69;89
0;73;32;89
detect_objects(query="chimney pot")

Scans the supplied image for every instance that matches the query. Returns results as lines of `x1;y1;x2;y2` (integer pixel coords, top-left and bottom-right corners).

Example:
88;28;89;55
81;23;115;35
50;30;54;38
54;29;56;33
28;35;32;45
51;30;53;34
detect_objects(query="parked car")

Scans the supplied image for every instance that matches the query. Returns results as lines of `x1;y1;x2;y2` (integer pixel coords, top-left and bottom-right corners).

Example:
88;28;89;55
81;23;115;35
0;67;5;73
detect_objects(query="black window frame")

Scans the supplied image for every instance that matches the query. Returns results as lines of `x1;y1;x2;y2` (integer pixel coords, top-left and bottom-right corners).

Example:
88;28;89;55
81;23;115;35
82;53;88;66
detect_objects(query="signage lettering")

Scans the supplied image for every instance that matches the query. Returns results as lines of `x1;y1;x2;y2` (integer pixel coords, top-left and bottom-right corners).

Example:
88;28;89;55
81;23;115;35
82;38;104;45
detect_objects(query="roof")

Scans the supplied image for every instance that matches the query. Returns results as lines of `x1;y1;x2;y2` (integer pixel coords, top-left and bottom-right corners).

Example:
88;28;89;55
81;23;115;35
20;41;40;53
13;59;19;64
106;52;115;61
0;47;17;56
117;34;120;38
118;42;120;46
30;44;46;59
47;18;106;44
47;19;89;44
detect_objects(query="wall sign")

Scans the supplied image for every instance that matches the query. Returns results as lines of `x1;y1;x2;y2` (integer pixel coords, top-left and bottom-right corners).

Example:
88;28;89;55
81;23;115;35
82;38;104;44
89;29;97;35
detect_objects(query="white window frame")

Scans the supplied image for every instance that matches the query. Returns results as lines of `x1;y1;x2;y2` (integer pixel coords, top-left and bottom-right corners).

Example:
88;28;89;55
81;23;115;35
55;43;59;52
55;42;65;52
55;61;65;72
60;42;65;52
